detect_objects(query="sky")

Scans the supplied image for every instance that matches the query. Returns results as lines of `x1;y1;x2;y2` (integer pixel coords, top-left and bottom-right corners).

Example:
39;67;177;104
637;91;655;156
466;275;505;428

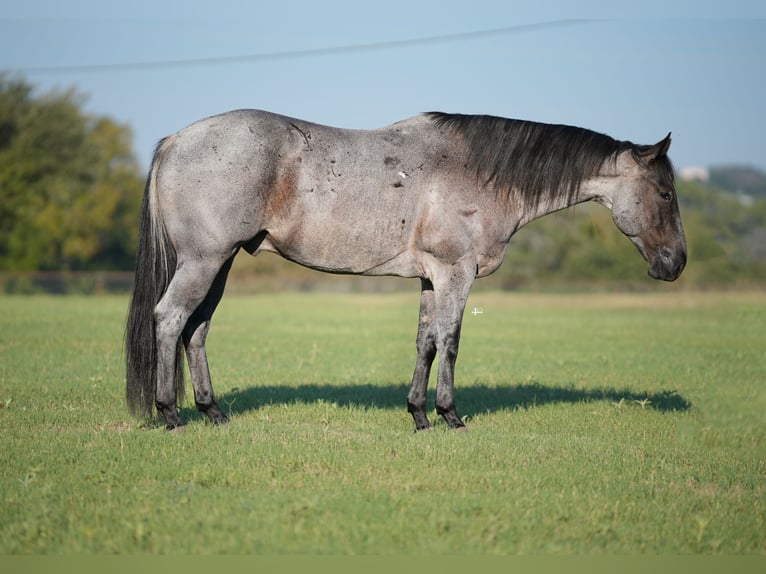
1;1;765;172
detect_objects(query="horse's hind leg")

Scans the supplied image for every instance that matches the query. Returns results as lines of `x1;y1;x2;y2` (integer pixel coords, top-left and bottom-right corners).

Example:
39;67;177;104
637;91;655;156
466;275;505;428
407;279;437;431
182;254;236;425
154;256;233;429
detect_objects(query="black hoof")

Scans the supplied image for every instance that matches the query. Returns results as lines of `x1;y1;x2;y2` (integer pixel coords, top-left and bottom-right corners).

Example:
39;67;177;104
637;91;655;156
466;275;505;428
410;410;431;432
198;401;228;425
437;409;465;430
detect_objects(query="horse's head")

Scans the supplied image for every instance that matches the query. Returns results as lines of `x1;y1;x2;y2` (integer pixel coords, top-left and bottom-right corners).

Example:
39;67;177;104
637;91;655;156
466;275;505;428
608;134;687;281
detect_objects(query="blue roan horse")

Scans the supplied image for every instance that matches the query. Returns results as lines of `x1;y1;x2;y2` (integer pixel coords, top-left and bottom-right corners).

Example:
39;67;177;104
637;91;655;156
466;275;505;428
126;110;686;430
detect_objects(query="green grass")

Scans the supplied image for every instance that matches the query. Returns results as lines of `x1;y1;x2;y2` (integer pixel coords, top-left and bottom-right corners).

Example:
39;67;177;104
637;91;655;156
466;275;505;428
1;291;764;554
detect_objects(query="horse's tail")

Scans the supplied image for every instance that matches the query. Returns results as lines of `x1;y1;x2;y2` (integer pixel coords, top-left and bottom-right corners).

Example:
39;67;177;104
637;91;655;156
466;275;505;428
125;136;185;419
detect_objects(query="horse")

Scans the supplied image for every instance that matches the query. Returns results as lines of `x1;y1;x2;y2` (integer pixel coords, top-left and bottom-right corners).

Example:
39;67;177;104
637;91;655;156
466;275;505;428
125;110;686;431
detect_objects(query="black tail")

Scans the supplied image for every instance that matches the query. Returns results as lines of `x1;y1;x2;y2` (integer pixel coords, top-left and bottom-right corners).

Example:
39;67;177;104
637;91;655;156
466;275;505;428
125;136;184;419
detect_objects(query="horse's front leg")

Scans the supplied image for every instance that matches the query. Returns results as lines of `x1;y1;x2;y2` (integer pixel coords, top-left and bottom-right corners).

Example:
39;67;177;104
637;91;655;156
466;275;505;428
407;279;437;431
432;262;474;430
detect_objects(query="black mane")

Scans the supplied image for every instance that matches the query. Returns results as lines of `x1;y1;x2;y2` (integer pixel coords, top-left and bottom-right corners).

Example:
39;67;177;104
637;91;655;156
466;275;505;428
427;112;639;205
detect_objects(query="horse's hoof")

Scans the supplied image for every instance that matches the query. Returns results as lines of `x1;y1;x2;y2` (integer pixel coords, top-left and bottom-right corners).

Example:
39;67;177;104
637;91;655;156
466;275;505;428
452;425;469;432
166;423;188;432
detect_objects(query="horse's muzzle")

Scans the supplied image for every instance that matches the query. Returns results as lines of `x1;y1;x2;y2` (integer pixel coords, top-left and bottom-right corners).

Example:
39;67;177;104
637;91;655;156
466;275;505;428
648;246;687;282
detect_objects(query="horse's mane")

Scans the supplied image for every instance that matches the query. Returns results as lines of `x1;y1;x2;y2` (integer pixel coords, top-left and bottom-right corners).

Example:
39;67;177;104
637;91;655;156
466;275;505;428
427;112;663;205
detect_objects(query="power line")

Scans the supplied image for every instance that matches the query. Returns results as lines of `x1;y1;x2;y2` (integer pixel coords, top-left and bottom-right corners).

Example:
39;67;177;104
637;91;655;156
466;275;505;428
19;19;602;75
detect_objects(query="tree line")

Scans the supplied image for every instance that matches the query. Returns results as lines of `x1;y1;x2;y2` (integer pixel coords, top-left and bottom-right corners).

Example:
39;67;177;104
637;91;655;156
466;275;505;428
0;75;142;271
1;75;764;290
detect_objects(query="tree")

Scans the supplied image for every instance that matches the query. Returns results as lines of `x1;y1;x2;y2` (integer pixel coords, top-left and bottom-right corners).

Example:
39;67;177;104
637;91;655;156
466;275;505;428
0;74;143;270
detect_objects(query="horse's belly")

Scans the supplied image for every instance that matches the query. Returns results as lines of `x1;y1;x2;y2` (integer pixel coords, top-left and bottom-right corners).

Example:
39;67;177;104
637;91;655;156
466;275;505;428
261;218;420;277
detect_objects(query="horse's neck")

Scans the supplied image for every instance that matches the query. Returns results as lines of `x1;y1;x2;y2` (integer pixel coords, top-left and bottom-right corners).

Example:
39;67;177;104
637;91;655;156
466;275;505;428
576;174;622;211
514;187;590;229
516;174;616;228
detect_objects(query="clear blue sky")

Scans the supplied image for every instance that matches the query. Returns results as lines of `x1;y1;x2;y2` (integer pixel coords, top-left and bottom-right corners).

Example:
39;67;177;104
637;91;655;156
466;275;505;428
2;1;765;172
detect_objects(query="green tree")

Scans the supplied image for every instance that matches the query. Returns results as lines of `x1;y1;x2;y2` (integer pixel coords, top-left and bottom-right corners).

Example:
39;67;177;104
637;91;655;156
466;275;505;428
0;74;143;270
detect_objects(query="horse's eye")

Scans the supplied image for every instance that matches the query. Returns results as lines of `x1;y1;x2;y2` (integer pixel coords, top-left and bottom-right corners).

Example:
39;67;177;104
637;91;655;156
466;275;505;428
659;190;673;201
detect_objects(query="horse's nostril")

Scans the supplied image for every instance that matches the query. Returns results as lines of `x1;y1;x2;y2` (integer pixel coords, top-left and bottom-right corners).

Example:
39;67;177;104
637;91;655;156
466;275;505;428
658;247;673;260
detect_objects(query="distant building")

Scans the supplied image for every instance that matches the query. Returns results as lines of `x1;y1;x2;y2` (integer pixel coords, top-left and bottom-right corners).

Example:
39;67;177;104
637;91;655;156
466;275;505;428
679;166;710;182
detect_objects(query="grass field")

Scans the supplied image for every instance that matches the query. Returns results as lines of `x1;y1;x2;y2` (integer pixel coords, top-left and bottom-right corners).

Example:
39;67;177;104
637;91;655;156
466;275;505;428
1;290;764;554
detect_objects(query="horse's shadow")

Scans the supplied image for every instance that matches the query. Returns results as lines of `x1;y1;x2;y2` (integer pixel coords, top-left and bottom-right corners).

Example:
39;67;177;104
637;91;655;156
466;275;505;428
180;381;691;422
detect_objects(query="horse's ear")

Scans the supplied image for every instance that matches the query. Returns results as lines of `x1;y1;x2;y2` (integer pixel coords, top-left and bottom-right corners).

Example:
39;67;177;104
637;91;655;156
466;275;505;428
638;133;672;162
655;132;672;158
